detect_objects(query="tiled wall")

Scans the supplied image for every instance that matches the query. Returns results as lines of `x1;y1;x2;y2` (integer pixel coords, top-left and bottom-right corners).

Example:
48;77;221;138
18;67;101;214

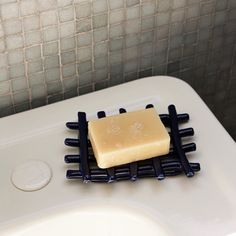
0;0;235;139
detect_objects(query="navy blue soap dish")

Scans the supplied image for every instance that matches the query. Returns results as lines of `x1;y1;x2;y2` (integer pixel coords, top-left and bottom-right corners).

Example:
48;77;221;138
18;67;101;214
64;104;200;183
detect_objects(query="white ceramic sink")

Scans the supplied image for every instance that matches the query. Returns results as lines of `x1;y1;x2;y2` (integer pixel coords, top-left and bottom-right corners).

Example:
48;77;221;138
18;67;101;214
0;203;169;236
0;76;236;236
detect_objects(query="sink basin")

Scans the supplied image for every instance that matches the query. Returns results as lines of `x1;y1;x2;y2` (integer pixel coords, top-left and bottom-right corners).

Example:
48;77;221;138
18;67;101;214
0;76;236;235
0;203;168;236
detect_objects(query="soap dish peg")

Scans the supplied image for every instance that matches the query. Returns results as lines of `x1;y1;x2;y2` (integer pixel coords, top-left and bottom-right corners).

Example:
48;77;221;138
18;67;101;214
153;158;165;180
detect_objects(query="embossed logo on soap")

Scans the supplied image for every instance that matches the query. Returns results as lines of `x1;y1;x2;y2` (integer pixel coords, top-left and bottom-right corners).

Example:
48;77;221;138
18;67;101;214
106;118;121;135
129;122;145;140
130;122;143;134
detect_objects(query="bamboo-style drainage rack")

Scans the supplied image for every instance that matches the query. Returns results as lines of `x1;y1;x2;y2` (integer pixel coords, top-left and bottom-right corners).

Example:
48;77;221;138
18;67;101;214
65;104;200;183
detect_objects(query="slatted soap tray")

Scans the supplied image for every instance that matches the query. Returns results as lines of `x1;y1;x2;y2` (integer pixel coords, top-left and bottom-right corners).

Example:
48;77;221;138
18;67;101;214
64;104;200;183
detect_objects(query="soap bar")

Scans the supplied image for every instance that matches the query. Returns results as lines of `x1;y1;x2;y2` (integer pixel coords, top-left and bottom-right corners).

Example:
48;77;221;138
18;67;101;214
88;108;170;169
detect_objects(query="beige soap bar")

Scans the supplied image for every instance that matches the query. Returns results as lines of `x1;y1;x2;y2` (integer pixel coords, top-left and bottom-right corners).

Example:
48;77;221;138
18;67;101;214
88;108;170;169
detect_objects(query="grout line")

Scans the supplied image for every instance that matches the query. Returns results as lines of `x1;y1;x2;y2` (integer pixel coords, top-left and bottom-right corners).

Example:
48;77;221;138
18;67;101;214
56;4;65;99
90;0;95;92
15;0;29;111
37;2;47;105
106;0;111;86
73;0;80;95
136;1;142;78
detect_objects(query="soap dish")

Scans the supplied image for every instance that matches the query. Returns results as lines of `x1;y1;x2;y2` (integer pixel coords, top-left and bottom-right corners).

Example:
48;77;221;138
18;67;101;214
64;104;200;183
